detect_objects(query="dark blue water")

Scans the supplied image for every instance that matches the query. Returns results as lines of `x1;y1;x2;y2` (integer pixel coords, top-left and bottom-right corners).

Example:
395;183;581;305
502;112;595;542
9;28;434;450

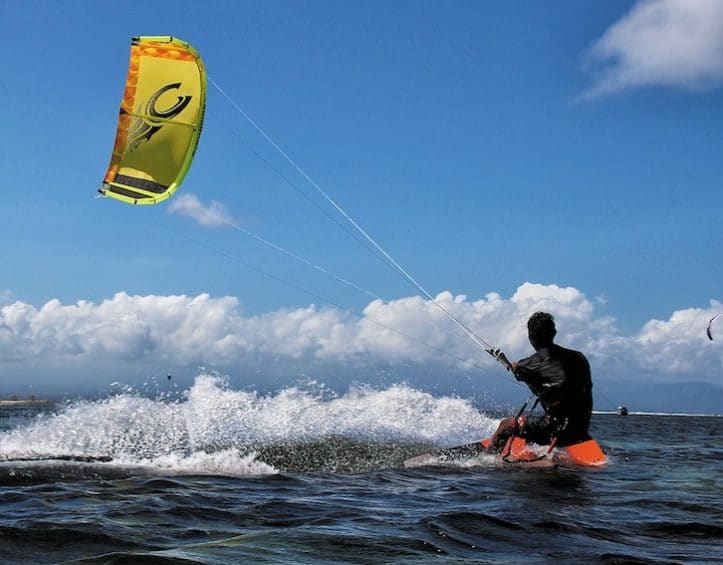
0;376;720;564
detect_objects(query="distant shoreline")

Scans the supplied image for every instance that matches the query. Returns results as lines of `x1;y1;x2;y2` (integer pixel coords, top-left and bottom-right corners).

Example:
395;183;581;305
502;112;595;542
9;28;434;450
0;399;53;407
594;410;721;418
0;402;717;417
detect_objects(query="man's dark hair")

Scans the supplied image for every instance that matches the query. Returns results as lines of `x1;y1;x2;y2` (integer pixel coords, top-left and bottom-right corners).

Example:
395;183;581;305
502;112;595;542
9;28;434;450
528;311;556;347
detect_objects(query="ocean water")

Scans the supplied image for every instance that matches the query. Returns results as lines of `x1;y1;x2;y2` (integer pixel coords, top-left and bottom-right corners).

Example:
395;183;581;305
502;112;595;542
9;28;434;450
0;375;720;564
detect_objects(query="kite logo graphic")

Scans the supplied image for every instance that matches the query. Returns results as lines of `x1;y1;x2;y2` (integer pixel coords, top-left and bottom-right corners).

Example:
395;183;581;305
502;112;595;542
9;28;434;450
128;83;193;151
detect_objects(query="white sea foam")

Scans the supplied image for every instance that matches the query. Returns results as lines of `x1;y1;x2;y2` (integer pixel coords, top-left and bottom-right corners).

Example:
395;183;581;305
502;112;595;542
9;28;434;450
0;373;498;475
115;448;278;476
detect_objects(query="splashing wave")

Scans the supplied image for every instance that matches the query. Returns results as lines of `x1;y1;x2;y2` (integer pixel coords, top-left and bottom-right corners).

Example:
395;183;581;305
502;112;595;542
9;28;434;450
0;374;498;475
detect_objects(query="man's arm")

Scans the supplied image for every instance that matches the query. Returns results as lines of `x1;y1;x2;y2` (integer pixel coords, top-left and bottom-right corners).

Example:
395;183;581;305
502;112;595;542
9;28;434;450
513;354;547;395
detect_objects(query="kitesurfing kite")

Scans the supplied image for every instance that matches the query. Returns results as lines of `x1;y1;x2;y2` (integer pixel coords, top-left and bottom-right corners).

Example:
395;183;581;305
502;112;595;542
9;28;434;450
99;36;206;205
707;313;722;341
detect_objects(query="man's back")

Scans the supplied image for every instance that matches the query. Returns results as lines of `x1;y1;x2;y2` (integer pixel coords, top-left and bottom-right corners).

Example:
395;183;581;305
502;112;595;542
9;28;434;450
515;344;593;427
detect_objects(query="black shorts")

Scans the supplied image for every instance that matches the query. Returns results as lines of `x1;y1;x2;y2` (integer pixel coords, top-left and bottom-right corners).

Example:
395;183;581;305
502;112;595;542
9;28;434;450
520;414;590;447
519;414;558;445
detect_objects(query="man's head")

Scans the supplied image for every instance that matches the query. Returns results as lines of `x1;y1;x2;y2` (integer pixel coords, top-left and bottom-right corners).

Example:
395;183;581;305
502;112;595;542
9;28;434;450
527;311;556;350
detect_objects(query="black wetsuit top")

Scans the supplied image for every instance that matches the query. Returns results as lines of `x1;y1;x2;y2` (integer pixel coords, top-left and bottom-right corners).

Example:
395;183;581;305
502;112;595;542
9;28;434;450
513;344;593;445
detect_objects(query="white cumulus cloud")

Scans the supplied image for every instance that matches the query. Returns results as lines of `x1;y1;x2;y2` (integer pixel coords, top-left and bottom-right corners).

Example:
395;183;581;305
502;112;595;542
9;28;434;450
166;193;235;227
0;285;720;392
630;301;723;374
582;0;723;98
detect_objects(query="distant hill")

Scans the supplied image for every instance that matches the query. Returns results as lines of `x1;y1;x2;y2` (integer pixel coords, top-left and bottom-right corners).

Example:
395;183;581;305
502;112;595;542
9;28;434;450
594;380;723;416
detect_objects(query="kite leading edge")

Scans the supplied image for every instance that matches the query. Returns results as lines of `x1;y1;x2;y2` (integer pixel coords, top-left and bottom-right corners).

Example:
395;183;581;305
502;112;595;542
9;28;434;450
707;313;722;341
100;36;206;205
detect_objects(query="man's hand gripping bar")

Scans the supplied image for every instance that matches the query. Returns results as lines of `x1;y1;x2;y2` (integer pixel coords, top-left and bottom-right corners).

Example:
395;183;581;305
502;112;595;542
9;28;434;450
486;347;513;371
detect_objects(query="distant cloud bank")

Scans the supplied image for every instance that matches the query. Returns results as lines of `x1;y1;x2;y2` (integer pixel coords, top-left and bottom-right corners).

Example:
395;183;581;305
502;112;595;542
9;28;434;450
582;0;723;97
0;283;720;388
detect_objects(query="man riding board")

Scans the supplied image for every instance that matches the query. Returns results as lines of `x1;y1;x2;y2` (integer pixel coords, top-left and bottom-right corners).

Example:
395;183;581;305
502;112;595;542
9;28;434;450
488;311;593;451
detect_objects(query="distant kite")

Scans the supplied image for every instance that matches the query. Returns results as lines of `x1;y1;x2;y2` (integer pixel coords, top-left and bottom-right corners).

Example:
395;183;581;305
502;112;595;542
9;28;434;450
707;314;722;341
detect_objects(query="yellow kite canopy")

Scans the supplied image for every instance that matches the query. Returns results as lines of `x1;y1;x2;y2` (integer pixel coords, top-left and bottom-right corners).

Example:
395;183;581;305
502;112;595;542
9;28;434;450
100;36;206;205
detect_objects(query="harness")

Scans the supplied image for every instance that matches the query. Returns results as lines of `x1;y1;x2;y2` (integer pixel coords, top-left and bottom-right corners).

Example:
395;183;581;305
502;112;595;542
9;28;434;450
499;394;566;463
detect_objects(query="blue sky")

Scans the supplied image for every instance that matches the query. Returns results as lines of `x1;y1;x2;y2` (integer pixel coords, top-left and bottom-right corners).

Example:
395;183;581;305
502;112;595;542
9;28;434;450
1;1;721;404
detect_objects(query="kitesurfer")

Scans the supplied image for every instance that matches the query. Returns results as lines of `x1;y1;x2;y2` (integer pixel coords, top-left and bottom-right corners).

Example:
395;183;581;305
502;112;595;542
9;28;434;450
488;312;593;451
